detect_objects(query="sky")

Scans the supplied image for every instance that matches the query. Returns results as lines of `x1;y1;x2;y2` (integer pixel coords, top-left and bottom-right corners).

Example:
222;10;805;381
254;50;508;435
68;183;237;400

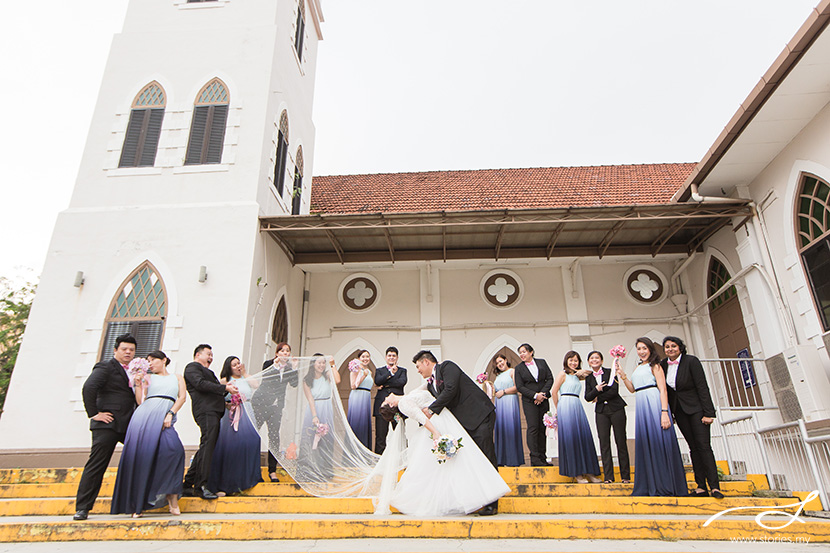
0;0;821;283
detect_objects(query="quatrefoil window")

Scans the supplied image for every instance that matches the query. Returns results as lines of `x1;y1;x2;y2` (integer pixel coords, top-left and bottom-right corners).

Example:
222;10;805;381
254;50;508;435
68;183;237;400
481;271;522;309
340;274;380;312
624;267;665;304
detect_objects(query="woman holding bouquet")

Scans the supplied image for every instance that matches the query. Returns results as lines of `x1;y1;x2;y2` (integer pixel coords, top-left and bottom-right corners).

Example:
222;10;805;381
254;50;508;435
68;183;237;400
111;351;186;517
551;351;601;483
490;355;524;466
347;350;374;449
618;337;687;497
207;356;263;495
299;354;341;480
584;350;630;484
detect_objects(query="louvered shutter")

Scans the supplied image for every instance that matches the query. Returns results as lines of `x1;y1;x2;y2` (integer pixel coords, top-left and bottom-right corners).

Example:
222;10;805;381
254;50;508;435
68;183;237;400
185;106;209;165
100;322;133;361
119;110;148;167
274;134;288;196
205;104;228;164
99;321;164;361
138;109;164;166
292;171;302;214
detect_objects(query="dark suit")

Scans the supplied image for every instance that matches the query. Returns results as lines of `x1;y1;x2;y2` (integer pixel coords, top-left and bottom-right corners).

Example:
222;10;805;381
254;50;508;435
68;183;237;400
514;358;554;466
252;359;300;472
585;367;630;481
182;361;226;490
75;358;137;511
372;366;407;454
661;354;719;492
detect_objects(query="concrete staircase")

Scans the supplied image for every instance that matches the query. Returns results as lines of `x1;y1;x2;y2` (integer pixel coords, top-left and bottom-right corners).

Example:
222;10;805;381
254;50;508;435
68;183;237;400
0;466;826;543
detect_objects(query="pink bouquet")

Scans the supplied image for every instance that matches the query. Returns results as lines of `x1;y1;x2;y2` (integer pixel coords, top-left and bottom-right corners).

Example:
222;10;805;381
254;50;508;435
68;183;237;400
609;345;626;359
312;422;329;450
543;411;558;436
348;359;361;373
127;358;150;389
229;392;246;431
475;372;488;384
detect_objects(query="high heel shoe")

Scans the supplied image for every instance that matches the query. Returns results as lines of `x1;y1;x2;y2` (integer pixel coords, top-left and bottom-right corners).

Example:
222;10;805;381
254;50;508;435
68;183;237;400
169;506;181;516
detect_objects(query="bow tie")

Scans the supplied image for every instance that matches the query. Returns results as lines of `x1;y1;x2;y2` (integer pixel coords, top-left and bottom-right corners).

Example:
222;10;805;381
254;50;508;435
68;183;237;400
427;376;434;385
668;360;680;366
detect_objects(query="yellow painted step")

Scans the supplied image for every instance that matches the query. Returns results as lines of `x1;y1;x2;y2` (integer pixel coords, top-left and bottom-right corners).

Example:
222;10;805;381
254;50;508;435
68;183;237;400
1;515;828;542
0;467;294;485
0;495;808;517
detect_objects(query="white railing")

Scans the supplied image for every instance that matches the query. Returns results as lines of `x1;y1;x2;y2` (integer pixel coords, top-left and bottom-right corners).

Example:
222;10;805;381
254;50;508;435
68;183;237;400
700;358;777;411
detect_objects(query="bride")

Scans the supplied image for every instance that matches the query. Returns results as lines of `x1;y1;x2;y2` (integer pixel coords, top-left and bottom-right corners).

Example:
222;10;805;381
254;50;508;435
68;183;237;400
374;386;510;516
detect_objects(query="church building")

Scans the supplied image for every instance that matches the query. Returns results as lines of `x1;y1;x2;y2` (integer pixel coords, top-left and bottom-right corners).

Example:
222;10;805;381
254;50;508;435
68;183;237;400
2;0;830;469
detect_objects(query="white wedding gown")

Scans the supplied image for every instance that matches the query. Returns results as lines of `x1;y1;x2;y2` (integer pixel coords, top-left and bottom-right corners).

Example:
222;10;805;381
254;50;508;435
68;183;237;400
383;388;510;516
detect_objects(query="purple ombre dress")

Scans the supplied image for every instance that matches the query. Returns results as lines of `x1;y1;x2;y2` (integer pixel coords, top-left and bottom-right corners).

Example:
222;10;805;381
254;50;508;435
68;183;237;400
631;363;688;497
111;373;184;514
347;371;373;449
494;370;524;466
556;373;600;478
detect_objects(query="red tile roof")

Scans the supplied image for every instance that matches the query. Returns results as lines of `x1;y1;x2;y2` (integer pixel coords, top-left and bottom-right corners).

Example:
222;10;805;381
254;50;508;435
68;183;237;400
310;163;697;214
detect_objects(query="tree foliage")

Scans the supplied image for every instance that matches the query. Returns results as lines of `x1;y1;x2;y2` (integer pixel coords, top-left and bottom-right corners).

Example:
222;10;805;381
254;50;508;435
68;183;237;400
0;277;36;416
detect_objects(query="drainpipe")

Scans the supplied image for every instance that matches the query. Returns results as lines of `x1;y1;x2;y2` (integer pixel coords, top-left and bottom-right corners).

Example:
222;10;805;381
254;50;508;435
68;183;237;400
299;271;311;356
689;183;741;204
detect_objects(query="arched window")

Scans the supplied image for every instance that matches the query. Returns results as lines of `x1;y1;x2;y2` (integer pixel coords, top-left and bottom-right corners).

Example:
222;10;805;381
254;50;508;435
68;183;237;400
185;78;229;165
708;257;736;311
274;111;290;197
797;174;830;330
119;82;165;168
100;262;167;361
292;146;304;215
271;296;288;344
294;0;306;62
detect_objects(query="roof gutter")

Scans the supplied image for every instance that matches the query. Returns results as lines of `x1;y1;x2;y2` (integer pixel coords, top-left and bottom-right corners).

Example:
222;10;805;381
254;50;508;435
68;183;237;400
688;183;739;204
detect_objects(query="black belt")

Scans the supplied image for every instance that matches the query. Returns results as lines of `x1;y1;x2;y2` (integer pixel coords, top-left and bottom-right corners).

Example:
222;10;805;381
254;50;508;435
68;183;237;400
146;395;176;402
635;385;657;392
354;388;371;392
560;393;579;397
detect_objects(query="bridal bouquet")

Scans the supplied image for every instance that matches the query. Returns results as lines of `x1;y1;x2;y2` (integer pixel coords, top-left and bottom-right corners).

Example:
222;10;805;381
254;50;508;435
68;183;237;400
475;372;488;384
348;359;361;373
432;435;463;464
127;358;150;389
609;345;626;384
312;422;329;450
228;392;247;432
543;411;558;436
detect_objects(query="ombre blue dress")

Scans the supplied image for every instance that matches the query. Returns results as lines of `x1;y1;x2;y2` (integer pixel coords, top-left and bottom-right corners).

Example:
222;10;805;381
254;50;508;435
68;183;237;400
347;371;373;449
207;377;263;494
556;373;600;478
111;373;184;514
299;376;335;480
631;363;688;497
494;370;524;466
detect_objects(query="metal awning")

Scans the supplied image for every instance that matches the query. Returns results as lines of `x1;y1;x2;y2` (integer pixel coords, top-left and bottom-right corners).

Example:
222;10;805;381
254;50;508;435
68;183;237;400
260;202;752;265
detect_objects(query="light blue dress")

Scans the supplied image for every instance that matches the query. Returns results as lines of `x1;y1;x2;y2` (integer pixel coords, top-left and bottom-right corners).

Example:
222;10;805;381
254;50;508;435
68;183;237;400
207;377;263;493
556;373;600;478
494;370;524;466
347;371;374;449
631;363;688;496
111;373;184;514
299;375;336;481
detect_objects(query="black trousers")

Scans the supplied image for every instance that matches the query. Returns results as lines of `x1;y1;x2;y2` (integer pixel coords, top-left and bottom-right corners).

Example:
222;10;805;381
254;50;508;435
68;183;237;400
251;388;285;473
468;410;498;509
374;414;397;454
674;408;720;491
595;408;630;481
183;411;221;490
521;399;549;465
75;428;125;511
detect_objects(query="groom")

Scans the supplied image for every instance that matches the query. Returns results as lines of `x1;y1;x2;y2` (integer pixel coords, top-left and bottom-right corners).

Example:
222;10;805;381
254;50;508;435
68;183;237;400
412;349;499;516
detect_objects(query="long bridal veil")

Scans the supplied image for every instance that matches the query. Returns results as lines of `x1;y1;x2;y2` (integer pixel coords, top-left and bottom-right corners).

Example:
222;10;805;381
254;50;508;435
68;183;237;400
243;355;407;505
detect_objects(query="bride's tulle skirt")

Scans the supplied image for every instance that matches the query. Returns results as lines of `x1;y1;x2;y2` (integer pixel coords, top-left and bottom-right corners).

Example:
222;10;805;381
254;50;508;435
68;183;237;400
390;409;510;516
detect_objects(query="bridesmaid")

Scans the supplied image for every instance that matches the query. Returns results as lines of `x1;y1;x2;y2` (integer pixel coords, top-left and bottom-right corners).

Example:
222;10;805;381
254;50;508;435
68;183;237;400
618;337;687;497
491;354;524;466
207;356;264;495
551;351;601;483
111;351;186;517
347;350;374;449
301;354;341;479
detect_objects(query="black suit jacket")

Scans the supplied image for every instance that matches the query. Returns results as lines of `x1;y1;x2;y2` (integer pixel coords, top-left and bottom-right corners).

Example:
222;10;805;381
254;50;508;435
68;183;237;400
428;360;494;431
584;367;627;414
184;361;226;419
373;366;407;416
82;358;137;433
259;359;300;390
660;354;716;418
514;358;554;404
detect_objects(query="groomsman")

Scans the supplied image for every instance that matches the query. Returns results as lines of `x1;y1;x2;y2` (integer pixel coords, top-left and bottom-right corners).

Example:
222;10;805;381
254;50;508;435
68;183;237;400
514;343;554;466
182;344;237;499
413;349;499;516
373;346;408;454
74;334;138;520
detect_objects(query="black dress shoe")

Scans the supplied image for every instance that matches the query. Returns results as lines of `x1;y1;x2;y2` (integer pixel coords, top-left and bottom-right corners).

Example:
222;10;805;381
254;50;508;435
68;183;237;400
711;490;724;499
692;489;709;497
477;505;498;516
73;510;89;521
199;486;218;500
181;486;196;497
